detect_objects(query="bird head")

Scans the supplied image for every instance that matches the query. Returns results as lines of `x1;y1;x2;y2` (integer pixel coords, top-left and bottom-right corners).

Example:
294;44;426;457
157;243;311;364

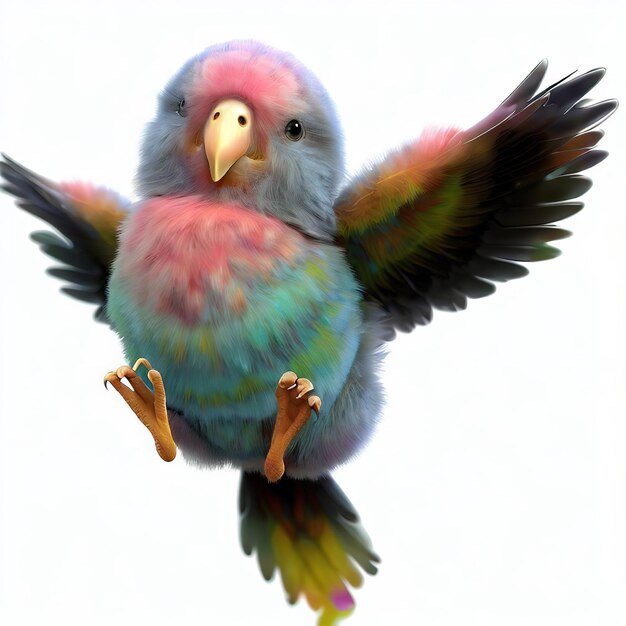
137;41;344;239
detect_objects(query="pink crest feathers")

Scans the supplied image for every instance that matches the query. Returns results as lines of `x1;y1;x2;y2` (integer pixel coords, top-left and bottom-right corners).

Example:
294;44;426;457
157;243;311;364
189;42;308;135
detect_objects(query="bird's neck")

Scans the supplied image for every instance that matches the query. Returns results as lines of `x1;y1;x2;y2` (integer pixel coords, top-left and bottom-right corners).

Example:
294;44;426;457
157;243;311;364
203;178;337;242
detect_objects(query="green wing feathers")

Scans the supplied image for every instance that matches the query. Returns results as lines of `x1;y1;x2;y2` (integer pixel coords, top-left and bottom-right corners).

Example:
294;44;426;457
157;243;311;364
334;61;617;332
0;154;129;322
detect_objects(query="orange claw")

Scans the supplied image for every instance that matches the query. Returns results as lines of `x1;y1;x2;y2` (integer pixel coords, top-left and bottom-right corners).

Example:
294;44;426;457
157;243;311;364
264;372;321;482
104;359;177;462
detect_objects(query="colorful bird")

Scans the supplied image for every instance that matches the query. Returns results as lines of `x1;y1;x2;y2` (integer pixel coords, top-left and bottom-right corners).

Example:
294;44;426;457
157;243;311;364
0;41;617;625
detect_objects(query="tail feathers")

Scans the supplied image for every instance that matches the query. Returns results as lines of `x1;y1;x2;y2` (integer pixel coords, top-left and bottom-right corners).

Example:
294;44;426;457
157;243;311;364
239;472;379;625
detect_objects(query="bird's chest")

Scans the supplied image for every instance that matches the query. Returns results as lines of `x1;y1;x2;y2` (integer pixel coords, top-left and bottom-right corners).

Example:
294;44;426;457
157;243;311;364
113;197;306;326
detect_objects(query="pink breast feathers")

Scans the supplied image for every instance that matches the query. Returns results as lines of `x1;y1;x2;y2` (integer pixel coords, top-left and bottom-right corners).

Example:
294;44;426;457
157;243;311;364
118;196;303;324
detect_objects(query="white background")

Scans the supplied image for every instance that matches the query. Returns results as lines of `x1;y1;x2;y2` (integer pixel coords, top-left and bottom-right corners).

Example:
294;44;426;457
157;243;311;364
0;1;624;625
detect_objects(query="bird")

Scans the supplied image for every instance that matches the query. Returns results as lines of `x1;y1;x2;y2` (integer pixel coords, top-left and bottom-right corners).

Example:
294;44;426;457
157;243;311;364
0;40;617;626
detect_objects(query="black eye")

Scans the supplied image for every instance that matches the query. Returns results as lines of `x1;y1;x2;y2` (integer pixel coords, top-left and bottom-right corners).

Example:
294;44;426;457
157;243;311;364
176;98;186;117
285;119;304;141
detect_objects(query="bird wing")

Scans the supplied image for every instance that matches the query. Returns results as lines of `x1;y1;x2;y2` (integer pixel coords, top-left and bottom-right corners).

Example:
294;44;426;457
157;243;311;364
0;154;129;324
334;61;617;333
239;472;379;625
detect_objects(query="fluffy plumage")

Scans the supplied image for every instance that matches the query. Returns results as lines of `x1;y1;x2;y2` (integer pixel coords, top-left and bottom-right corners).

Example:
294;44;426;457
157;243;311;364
335;60;617;331
0;42;617;625
138;41;343;240
108;194;374;474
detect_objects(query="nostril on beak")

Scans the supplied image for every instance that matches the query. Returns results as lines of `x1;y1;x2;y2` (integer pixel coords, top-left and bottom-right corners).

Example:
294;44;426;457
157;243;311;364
204;99;253;182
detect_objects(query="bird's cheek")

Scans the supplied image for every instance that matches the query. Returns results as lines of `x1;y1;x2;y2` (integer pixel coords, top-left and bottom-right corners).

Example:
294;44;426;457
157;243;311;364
184;135;216;191
182;128;219;189
185;129;204;155
246;142;266;174
246;128;268;162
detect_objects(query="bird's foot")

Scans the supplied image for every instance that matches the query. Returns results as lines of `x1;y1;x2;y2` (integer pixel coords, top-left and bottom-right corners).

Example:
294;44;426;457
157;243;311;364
104;358;177;462
264;371;321;483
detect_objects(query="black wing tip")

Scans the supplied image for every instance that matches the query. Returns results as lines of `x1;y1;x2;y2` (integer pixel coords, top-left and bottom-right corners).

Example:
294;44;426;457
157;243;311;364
588;66;607;77
1;153;36;170
597;97;619;115
502;59;550;108
576;66;607;87
544;66;611;109
571;67;606;83
529;58;549;77
60;285;104;304
593;149;610;164
0;153;57;192
1;153;25;173
30;229;65;245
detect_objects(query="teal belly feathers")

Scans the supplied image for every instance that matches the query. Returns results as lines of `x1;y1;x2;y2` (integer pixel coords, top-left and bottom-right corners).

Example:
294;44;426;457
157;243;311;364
107;196;363;459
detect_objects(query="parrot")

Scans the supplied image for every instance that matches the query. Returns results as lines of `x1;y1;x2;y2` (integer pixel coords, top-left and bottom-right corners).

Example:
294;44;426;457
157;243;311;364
0;40;617;625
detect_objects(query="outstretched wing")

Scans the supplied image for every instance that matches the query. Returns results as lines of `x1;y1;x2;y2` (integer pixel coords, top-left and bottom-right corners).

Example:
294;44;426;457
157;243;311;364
239;472;379;626
0;154;129;323
334;61;617;332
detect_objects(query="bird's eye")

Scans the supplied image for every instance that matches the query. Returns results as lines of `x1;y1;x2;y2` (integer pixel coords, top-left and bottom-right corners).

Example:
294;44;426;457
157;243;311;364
238;115;247;126
176;98;187;117
285;119;304;141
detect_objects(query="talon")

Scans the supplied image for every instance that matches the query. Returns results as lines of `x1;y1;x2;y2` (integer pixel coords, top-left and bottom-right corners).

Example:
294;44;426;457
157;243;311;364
308;395;321;415
104;371;118;389
132;357;153;372
278;371;298;391
295;377;314;399
116;365;135;380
